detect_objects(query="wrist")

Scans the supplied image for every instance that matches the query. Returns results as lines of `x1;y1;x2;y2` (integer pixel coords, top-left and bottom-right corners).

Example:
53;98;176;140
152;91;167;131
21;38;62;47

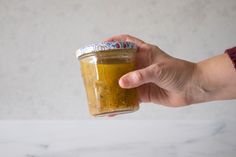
186;61;212;104
188;53;236;104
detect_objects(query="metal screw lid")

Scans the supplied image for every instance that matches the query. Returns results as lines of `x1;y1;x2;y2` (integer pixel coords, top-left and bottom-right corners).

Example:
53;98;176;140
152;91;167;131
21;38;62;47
76;41;137;58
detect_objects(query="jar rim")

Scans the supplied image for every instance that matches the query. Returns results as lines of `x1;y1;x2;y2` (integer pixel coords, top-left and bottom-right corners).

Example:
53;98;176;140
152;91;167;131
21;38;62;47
76;41;137;59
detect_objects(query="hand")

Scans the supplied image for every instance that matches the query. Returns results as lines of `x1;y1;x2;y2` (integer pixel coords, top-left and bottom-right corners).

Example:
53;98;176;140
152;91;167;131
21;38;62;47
105;35;198;107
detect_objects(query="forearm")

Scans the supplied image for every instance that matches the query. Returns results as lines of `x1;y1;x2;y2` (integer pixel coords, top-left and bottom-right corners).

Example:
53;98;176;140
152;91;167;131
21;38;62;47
191;53;236;104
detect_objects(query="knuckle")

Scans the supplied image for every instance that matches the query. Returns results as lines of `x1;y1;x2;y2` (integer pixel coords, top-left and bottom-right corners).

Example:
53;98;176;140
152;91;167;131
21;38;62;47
126;35;133;41
120;34;130;38
133;71;144;82
152;63;164;78
125;34;132;38
153;45;160;50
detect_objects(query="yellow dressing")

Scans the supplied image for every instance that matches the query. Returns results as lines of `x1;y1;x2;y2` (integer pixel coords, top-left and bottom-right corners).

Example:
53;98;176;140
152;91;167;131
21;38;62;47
80;60;139;116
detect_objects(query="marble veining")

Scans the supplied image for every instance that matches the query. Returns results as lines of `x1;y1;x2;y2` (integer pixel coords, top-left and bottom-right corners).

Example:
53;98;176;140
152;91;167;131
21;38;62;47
0;120;235;157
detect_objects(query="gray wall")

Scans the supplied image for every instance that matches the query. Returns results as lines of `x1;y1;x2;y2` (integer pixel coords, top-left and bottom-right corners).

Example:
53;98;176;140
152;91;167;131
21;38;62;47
0;0;236;119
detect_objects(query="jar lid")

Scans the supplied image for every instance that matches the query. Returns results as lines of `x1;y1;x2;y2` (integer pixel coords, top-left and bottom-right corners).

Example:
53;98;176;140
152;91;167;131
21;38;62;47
76;41;137;58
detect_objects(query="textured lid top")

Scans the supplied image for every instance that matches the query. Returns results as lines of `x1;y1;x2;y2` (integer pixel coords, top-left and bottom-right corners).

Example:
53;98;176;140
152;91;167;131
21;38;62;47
76;41;137;58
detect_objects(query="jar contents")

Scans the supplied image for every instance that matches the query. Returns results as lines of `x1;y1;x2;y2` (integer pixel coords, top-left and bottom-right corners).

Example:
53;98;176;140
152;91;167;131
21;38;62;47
80;53;139;116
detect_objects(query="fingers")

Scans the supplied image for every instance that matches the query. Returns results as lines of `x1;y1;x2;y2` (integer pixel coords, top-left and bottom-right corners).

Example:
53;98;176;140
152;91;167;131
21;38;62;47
119;64;160;88
108;114;116;117
104;34;145;47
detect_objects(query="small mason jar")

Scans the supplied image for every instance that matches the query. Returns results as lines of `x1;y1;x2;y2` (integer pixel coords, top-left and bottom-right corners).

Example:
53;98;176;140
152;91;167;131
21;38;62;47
76;41;139;116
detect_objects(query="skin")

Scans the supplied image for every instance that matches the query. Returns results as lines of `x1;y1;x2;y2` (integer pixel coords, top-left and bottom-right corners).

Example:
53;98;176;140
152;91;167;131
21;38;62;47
104;34;236;108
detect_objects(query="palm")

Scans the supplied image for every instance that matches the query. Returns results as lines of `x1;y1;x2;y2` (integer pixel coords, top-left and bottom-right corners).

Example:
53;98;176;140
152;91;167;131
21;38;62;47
138;83;188;107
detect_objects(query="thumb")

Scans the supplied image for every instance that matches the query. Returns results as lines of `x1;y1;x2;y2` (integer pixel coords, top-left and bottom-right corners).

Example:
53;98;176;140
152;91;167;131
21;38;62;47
119;64;159;88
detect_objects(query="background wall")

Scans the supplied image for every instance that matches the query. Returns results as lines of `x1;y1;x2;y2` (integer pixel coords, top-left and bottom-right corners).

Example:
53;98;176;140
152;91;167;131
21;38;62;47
0;0;236;120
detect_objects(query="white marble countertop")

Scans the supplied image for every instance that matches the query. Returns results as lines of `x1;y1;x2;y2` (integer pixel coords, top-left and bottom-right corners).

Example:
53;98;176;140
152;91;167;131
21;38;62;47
0;120;235;157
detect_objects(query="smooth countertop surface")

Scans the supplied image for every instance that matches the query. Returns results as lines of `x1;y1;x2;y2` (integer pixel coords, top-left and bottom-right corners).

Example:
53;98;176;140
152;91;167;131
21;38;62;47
0;120;235;157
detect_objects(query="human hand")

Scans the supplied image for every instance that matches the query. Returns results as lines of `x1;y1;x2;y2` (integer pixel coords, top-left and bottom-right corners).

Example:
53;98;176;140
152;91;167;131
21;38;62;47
105;34;199;107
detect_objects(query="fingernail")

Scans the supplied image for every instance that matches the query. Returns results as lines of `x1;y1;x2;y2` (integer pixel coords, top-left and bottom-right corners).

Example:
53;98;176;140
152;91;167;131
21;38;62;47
119;77;130;88
108;114;116;117
119;78;126;88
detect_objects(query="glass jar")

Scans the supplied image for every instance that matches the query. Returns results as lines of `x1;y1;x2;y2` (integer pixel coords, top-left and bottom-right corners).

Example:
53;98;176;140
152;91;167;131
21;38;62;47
76;42;139;116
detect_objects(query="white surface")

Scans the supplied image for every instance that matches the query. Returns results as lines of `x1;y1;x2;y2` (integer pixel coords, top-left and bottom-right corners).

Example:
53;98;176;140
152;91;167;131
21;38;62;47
0;120;235;157
0;0;236;119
